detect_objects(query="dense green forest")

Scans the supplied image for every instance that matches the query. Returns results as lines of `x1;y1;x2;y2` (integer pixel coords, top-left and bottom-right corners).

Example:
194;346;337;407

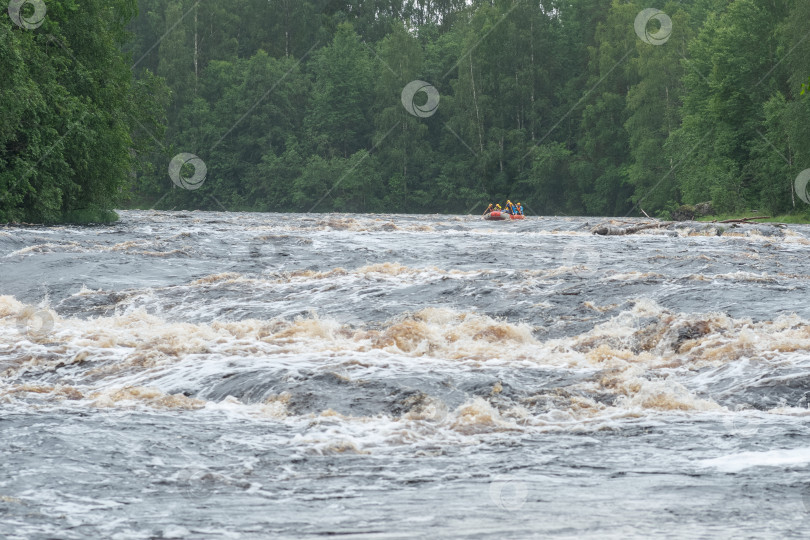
3;0;810;221
0;0;165;223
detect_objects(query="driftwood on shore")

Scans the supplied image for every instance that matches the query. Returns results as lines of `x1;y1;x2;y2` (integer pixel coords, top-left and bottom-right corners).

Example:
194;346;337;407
591;221;675;236
591;216;781;236
715;216;771;224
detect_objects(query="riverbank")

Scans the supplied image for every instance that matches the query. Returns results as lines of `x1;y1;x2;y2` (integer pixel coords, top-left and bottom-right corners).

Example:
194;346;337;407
697;212;810;224
1;209;119;226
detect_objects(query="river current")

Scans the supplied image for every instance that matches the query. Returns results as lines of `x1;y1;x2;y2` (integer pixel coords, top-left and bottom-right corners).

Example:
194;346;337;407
2;210;810;538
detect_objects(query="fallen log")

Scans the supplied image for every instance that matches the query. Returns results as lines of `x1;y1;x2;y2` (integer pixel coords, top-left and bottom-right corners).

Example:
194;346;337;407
716;216;771;224
591;222;674;236
591;217;787;237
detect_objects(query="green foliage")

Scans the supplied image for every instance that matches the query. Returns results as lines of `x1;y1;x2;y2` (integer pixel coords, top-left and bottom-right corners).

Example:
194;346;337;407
0;0;165;223
6;0;810;220
126;0;806;217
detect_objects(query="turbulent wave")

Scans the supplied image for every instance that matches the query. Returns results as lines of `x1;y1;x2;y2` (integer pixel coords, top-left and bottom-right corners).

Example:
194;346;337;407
4;291;810;448
3;212;810;537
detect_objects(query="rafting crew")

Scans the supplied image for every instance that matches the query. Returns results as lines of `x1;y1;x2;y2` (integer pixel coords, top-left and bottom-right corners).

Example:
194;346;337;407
504;200;524;215
483;201;523;215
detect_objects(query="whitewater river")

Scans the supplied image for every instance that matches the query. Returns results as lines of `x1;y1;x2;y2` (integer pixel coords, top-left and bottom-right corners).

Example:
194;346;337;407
2;210;810;538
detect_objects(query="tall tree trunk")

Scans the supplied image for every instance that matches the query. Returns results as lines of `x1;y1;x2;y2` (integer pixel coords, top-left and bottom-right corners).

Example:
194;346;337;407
403;123;408;207
788;137;795;208
193;5;198;95
516;71;521;130
284;0;290;57
470;55;484;153
530;15;535;141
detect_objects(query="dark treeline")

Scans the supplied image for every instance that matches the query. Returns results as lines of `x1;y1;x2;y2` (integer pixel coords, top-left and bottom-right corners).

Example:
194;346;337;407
3;1;810;222
0;0;165;223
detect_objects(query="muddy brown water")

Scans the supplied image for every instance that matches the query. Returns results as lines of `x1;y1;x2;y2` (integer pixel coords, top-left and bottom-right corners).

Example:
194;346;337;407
2;211;810;538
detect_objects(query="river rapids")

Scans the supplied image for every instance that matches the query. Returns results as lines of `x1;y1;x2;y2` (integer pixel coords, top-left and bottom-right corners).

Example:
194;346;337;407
2;211;810;538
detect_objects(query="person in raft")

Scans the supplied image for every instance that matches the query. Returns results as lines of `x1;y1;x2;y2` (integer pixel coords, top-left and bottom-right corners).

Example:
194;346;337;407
483;203;495;215
504;200;515;215
516;202;524;215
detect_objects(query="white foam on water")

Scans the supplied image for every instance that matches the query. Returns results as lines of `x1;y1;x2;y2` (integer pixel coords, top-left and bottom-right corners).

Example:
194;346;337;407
699;447;810;472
